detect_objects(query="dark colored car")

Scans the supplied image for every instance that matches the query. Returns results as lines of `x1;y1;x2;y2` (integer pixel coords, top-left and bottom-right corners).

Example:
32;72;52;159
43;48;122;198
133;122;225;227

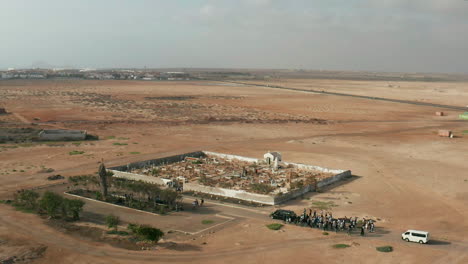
270;209;297;221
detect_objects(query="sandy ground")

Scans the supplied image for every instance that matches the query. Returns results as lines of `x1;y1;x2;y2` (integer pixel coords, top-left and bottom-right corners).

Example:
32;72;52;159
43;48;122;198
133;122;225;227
0;79;467;263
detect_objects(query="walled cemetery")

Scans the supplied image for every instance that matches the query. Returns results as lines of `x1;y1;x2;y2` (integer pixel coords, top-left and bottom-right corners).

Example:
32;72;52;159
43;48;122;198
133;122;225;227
110;151;351;205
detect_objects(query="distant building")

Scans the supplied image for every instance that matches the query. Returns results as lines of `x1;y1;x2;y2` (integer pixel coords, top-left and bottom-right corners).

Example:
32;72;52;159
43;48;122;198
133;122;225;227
160;72;190;80
459;112;468;120
38;129;87;141
1;73;13;79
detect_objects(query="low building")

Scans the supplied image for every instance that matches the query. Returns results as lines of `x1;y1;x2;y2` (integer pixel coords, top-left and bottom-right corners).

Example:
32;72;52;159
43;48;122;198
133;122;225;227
38;129;87;141
438;130;453;138
435;112;444;116
264;151;282;164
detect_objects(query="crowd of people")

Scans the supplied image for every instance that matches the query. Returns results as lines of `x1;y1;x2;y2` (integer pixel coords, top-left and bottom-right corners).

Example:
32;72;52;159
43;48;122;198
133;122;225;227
285;208;376;236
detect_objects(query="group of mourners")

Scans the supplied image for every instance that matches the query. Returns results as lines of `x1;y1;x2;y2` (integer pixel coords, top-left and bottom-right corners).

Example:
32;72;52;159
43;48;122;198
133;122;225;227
285;208;376;236
192;198;205;209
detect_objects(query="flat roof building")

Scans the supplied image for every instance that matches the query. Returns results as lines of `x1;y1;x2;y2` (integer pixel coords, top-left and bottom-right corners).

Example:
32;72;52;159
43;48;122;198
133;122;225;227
38;129;87;141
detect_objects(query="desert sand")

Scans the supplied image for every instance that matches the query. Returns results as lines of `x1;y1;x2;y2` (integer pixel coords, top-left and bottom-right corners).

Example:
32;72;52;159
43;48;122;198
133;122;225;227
0;79;467;263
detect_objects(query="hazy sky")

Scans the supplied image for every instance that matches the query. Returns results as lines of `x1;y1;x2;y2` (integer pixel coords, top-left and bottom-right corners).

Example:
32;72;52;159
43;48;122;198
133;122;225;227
1;0;467;73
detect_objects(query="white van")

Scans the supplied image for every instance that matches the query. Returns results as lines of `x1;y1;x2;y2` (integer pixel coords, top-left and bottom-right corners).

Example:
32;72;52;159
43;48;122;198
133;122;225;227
401;230;430;244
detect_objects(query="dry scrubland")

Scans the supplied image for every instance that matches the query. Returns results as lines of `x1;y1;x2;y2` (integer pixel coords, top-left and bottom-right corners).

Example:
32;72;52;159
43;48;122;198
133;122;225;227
0;79;468;263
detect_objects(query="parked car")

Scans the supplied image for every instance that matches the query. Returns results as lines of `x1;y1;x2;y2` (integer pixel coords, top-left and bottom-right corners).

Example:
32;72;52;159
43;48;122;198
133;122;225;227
401;230;430;244
270;209;297;221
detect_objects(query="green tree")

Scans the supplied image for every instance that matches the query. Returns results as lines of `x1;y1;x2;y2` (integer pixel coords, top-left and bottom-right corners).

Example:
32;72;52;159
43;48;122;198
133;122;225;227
127;223;164;242
98;163;109;201
106;214;120;230
63;198;85;220
13;190;40;210
137;225;164;242
39;191;63;218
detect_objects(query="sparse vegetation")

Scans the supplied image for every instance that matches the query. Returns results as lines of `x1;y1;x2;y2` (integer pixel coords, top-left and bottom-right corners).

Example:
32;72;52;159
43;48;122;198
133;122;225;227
266;223;283;230
202;219;214;225
333;244;351;249
376;246;393;253
38;167;55;173
105;214;120;230
113;142;128;146
322;232;329;235
129;152;140;154
106;230;129;236
311;201;337;210
69;150;85;155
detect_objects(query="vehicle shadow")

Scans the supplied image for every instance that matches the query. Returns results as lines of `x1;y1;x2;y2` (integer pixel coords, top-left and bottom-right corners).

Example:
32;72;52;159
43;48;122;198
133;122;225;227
428;240;451;246
362;227;391;238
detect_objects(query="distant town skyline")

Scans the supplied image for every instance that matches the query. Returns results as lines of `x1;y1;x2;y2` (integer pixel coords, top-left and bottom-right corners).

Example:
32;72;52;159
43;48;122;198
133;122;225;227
1;0;467;73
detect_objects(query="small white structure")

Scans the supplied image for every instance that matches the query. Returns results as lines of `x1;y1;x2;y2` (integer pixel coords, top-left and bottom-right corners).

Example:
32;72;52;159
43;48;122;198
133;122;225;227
264;151;282;165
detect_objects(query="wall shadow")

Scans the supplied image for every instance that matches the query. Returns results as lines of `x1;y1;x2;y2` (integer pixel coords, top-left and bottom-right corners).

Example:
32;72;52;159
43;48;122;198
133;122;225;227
318;175;361;193
159;242;202;251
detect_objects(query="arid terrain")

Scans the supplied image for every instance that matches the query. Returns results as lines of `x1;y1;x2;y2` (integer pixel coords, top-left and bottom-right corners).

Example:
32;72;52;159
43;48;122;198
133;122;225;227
1;78;467;263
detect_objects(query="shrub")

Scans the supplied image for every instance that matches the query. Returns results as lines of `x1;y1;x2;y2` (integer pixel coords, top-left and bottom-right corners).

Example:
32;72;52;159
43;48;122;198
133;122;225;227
62;198;85;220
202;220;214;225
376;246;393;253
38;167;55;173
106;230;129;236
85;134;99;140
94;191;103;200
113;142;128;146
333;244;351;249
106;214;121;230
13;190;40;210
39;191;64;218
322;232;329;235
266;223;283;230
137;225;164;242
127;223;164;242
69;150;85;155
127;223;138;233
